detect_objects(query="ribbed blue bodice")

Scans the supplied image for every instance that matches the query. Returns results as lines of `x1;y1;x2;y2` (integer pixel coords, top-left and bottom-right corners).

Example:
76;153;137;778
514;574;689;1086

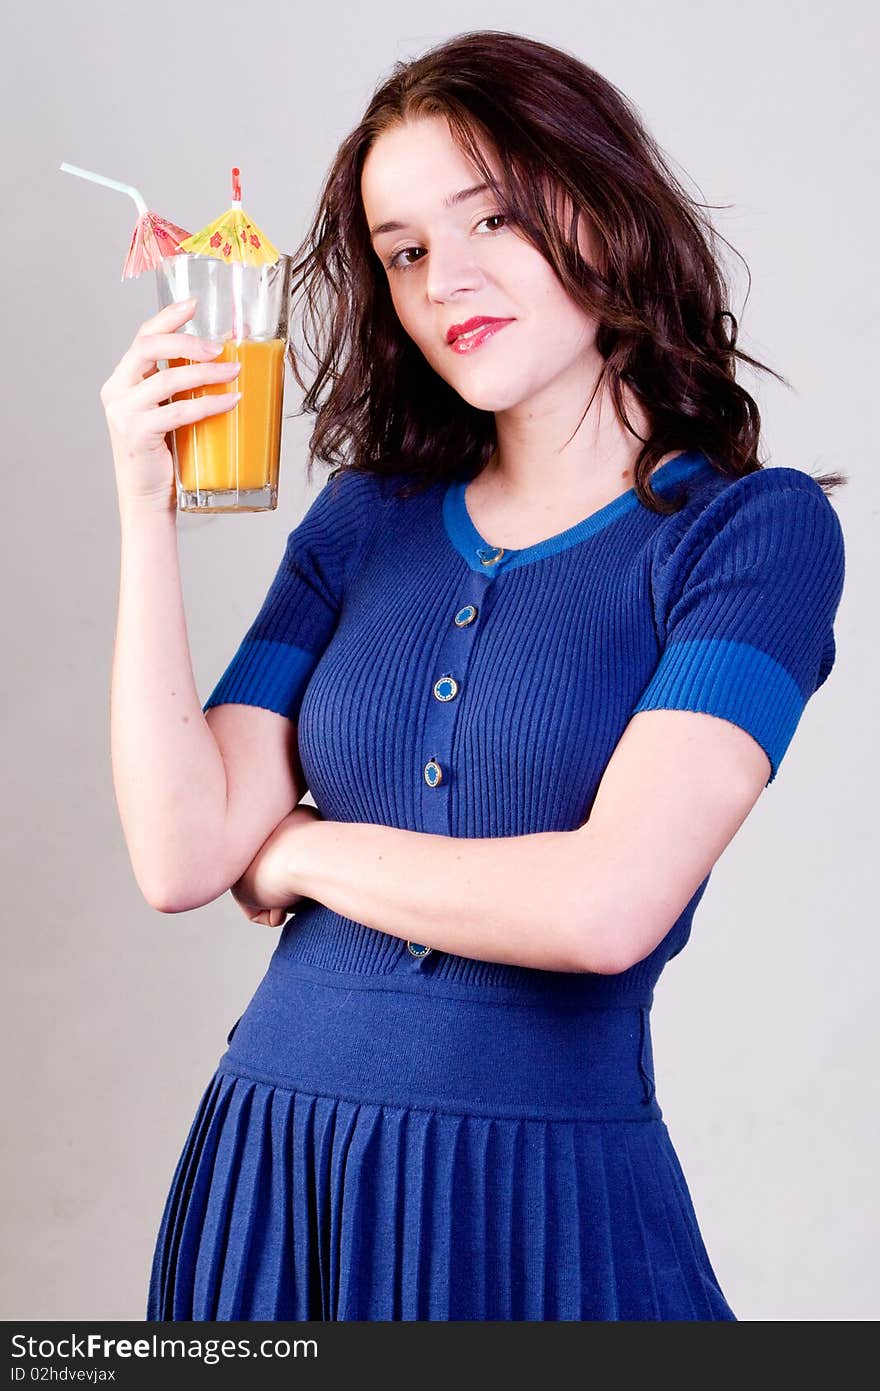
203;451;845;1002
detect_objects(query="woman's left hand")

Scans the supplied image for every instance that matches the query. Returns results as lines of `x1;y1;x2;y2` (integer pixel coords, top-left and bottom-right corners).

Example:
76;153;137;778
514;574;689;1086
230;804;322;928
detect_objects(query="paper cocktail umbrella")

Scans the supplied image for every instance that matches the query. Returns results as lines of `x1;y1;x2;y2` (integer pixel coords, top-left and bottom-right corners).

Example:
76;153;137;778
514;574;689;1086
178;167;280;266
59;162;191;280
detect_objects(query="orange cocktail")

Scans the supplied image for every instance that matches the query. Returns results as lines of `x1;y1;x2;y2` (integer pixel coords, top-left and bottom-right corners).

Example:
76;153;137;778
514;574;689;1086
168;338;285;509
156;245;293;512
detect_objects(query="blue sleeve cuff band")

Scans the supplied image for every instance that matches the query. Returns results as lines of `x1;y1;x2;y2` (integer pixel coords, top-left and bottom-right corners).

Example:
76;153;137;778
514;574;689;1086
202;637;319;721
631;637;807;784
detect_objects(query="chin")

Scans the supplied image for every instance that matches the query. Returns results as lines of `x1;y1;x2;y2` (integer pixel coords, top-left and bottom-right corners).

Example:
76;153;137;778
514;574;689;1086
442;377;528;413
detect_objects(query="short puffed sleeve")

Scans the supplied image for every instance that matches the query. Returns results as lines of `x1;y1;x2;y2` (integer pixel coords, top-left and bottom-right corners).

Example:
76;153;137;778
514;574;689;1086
631;468;846;785
202;469;383;721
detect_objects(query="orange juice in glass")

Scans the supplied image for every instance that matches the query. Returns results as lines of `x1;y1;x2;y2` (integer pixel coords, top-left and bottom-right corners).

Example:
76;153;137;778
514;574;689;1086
155;252;292;512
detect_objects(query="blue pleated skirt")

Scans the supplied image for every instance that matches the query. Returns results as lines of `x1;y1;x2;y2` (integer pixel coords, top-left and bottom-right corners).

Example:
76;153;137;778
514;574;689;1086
146;949;736;1321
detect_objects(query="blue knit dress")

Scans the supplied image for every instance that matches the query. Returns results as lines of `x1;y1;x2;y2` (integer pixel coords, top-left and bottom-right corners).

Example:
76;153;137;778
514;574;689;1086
146;450;845;1321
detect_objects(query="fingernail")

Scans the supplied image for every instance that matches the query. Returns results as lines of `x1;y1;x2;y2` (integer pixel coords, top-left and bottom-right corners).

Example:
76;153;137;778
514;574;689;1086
203;342;224;355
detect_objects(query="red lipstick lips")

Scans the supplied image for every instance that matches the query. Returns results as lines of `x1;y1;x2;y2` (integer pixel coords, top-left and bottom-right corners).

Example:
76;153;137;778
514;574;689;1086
446;316;514;353
446;316;512;344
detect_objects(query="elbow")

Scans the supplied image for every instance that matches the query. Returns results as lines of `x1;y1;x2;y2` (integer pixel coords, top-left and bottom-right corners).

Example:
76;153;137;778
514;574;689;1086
560;920;625;975
138;873;225;915
125;854;186;914
566;909;662;976
126;842;232;914
556;839;652;975
140;879;190;914
571;945;635;976
148;892;191;915
592;946;640;976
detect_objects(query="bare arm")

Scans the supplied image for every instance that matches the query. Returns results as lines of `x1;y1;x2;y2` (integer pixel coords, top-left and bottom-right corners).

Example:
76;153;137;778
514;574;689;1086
273;708;771;973
104;297;305;911
110;506;230;910
111;504;310;911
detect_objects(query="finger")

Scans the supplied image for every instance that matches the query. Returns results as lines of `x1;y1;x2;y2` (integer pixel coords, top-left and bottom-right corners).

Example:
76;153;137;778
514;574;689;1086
142;390;242;433
255;910;285;927
137;297;199;337
118;331;229;390
131;357;241;408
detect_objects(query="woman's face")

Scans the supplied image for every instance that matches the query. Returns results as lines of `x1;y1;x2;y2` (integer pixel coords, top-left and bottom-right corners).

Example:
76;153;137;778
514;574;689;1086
361;115;601;417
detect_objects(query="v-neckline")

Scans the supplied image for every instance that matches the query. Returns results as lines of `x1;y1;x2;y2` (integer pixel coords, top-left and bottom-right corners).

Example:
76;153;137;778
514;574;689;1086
442;450;712;574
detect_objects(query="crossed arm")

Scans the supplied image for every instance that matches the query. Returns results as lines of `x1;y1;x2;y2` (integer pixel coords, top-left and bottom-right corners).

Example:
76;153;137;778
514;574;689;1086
228;707;771;975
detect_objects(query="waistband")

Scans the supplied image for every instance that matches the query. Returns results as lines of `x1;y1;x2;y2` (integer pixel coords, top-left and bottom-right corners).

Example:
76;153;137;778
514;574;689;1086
271;902;662;1008
219;953;662;1124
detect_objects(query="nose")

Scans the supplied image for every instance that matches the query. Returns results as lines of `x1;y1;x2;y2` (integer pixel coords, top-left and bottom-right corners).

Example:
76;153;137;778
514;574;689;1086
424;241;486;303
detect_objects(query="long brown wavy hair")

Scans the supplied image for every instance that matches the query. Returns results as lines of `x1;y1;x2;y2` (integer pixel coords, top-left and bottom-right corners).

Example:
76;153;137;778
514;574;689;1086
284;28;847;511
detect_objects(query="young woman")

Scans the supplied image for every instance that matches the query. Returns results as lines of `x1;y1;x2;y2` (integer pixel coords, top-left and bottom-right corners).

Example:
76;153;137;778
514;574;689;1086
103;31;846;1321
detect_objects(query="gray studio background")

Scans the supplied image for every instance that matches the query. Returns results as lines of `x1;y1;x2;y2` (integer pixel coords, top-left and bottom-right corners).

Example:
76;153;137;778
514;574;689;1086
3;0;876;1322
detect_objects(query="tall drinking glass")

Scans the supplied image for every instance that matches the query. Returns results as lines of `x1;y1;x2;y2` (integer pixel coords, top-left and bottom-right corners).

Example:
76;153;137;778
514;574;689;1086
155;253;292;512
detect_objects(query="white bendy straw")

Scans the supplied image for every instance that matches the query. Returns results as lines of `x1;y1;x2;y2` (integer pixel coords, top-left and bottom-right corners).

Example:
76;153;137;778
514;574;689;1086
59;162;149;217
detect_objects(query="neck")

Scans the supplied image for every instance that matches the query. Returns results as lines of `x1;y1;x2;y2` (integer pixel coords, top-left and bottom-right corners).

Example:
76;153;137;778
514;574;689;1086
488;376;657;499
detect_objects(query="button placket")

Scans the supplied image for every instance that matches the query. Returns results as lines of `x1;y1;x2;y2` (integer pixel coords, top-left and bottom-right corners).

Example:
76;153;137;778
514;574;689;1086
409;563;500;966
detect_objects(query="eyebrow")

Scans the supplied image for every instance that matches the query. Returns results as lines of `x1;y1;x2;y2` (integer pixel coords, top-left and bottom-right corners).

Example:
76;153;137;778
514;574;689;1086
369;182;492;241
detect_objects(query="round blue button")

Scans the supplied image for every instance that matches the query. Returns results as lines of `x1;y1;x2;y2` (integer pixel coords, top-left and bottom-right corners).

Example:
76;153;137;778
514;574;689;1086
423;759;443;787
433;676;458;701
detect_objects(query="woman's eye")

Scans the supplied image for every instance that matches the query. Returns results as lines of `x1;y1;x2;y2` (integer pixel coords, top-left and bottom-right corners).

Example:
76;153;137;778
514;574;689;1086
387;213;510;273
388;247;426;272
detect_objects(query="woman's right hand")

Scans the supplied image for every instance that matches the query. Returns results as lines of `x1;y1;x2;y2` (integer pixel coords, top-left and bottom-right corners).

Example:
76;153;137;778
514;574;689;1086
99;297;243;515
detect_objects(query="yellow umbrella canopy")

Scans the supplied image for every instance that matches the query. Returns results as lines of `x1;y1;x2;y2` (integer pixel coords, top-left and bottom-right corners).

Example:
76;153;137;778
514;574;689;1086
179;167;280;266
